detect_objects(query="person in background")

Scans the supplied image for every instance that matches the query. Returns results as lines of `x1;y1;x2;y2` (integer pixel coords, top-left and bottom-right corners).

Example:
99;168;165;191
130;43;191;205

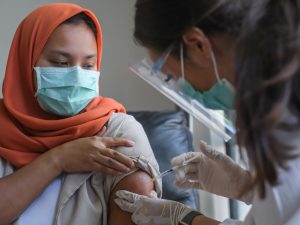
115;0;300;224
0;3;161;225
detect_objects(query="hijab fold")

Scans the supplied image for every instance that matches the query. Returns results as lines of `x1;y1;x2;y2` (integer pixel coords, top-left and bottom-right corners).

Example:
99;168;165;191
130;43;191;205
0;3;125;167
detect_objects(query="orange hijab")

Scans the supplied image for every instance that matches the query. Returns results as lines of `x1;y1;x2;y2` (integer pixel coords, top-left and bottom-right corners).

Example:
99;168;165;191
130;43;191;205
0;3;125;168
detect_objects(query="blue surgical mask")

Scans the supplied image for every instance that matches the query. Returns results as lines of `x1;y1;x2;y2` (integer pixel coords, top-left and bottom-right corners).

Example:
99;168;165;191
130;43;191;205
177;43;235;111
34;66;100;117
176;78;234;111
152;43;235;111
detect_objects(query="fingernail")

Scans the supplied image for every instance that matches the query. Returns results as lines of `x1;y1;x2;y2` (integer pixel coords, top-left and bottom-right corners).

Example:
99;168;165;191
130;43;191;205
127;140;135;146
130;162;135;168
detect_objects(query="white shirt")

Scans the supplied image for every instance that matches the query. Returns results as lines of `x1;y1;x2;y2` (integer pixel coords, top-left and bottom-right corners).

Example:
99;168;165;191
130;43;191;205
17;177;62;225
221;155;300;225
221;111;300;225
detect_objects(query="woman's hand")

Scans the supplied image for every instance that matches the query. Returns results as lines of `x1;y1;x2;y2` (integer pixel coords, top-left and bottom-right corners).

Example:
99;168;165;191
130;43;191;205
172;141;254;204
50;133;135;175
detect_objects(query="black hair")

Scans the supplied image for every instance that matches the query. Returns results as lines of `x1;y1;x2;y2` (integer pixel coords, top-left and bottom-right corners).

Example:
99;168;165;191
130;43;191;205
236;0;300;198
63;12;97;36
134;0;251;55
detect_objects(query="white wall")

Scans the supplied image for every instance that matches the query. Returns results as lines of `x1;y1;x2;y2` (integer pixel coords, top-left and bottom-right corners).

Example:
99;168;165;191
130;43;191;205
0;0;174;111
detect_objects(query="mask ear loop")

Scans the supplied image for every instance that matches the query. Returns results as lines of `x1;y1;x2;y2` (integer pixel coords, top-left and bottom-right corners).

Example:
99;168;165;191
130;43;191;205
211;50;221;83
180;42;185;80
181;43;221;86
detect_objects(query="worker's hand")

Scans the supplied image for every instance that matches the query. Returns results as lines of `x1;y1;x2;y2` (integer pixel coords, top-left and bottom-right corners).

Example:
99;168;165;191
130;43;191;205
114;190;196;225
49;132;135;175
171;141;254;204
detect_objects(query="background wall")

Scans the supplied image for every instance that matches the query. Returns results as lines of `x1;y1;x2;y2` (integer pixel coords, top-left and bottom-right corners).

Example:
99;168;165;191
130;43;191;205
0;0;174;111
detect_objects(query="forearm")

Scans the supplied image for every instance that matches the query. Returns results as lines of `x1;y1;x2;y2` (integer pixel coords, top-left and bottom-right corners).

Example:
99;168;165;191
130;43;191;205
0;150;62;224
192;215;220;225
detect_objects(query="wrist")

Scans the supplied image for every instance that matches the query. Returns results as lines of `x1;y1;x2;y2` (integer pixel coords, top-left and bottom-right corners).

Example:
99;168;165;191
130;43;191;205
238;170;254;204
191;215;205;225
191;215;220;225
46;146;64;174
178;210;203;225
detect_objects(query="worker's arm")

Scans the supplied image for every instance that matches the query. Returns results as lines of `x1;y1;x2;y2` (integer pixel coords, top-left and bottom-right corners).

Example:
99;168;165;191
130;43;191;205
115;190;221;225
192;215;219;225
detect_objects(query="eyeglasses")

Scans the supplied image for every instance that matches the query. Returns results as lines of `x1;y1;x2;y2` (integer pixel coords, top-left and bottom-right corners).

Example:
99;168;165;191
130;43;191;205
151;43;188;88
151;45;174;74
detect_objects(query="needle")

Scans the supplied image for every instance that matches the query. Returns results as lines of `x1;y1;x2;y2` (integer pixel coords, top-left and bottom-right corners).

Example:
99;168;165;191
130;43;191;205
152;155;197;180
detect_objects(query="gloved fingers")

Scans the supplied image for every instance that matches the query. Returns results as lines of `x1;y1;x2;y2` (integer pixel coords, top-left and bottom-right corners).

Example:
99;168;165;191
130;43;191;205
174;153;206;172
149;190;159;199
115;190;143;204
200;141;229;162
175;168;186;183
115;190;154;213
174;164;198;178
175;169;198;182
184;163;198;173
171;152;199;167
175;179;201;189
200;141;240;170
114;197;136;212
199;141;216;157
184;172;198;181
175;167;199;185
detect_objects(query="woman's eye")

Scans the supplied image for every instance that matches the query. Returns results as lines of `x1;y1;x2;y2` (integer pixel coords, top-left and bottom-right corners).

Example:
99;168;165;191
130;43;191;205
51;61;68;67
83;64;95;70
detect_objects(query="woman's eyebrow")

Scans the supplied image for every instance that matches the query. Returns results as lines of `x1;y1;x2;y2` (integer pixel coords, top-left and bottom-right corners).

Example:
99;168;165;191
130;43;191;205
48;50;71;58
85;54;97;59
48;50;96;59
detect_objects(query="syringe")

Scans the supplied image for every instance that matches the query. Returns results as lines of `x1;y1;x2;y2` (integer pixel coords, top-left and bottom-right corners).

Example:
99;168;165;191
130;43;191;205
153;155;197;180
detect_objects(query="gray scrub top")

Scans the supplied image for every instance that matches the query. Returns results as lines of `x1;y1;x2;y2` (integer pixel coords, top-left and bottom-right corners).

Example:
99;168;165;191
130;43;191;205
0;113;162;225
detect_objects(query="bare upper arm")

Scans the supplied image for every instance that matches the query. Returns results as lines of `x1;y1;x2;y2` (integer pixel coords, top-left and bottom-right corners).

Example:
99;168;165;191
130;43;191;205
107;170;154;225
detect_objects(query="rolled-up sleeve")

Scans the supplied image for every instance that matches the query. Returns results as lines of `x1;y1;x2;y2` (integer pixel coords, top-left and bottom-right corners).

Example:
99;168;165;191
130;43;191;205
101;113;162;201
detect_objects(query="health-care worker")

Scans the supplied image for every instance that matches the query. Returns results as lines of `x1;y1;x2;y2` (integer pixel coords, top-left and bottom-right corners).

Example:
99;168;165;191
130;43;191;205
115;0;300;224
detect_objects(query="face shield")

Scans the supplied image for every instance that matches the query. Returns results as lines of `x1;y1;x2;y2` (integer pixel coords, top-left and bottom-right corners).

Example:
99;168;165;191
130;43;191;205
129;45;236;142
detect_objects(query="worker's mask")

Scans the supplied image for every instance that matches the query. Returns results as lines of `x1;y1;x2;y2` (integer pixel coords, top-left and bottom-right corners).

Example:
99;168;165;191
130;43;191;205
34;66;100;117
152;43;235;111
